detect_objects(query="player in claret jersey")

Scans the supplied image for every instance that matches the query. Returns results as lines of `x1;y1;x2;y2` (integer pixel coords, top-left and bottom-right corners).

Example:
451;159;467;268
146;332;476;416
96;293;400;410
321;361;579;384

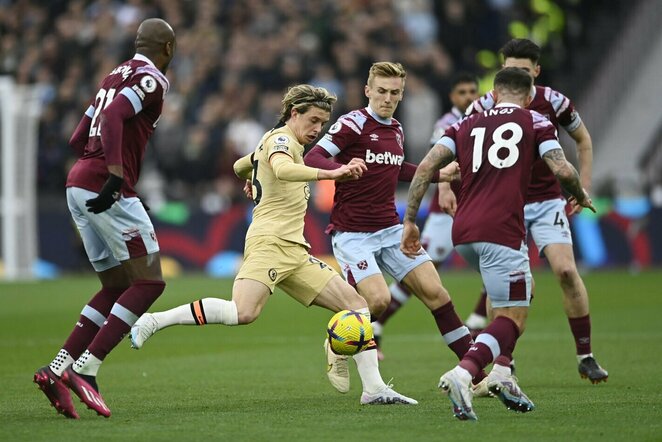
305;62;483;396
372;72;481;360
401;67;596;420
464;39;608;383
33;19;176;418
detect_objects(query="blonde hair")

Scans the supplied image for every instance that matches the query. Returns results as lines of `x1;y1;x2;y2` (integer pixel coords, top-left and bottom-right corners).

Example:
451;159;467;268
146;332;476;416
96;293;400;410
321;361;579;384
367;61;407;86
278;84;337;123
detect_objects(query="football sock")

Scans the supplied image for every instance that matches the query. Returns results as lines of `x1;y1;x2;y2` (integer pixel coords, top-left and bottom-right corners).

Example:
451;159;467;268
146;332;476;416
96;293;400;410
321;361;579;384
431;301;472;360
49;349;74;377
61;287;124;360
474;288;488;317
459;316;519;378
377;282;412;327
73;350;102;377
152;298;238;328
86;280;165;361
352;307;386;394
568;314;591;355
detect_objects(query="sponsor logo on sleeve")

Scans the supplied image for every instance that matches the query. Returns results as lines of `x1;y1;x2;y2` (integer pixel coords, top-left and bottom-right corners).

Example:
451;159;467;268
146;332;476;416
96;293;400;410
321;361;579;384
275;135;290;144
272;144;289;153
140;75;157;93
131;84;146;100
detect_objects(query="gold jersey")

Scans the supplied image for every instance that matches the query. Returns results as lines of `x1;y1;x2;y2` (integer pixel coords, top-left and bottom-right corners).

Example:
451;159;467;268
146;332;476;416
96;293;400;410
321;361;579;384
245;124;312;247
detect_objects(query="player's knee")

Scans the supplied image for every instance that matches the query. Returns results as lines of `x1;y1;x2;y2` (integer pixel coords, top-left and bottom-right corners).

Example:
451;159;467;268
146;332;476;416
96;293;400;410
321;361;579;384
237;308;259;325
368;295;390;317
554;263;578;284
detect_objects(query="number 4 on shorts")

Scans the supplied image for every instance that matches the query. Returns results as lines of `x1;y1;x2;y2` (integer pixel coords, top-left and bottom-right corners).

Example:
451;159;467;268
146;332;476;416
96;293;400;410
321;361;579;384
554;211;565;228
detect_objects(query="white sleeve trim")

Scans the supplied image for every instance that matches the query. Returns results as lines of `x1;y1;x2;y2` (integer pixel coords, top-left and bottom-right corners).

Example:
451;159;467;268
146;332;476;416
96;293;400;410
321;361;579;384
316;137;341;156
85;105;95;118
438;136;456;155
538;139;562;157
120;87;143;114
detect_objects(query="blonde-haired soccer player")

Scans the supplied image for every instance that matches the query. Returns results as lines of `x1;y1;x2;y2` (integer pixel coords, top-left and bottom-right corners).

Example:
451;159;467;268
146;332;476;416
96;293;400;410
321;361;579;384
131;84;418;405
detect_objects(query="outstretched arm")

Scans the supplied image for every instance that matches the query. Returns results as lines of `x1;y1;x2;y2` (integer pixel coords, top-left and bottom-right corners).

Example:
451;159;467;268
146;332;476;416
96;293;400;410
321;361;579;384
542;148;595;212
403;145;456;223
401;145;456;258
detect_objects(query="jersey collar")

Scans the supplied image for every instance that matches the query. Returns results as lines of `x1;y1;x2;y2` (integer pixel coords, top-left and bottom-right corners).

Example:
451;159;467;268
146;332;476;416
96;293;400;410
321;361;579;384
495;102;522;108
365;106;393;125
133;53;157;69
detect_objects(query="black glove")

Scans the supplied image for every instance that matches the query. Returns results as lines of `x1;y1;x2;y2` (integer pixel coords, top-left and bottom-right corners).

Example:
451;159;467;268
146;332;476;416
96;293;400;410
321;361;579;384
85;174;124;214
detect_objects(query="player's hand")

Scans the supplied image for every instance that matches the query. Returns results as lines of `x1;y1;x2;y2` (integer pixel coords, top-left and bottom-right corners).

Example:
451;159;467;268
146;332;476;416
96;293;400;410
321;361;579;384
439;161;461;182
85;174;123;214
331;164;360;182
568;188;596;214
438;187;457;216
243;180;253;199
400;220;424;259
347;157;367;178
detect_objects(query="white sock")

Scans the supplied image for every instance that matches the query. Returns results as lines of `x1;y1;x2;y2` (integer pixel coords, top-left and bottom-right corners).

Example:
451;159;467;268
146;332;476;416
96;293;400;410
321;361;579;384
577;353;593;363
73;350;102;377
491;363;511;376
352;307;386;394
465;313;487;329
153;298;238;329
371;320;383;337
388;281;411;304
49;349;74;377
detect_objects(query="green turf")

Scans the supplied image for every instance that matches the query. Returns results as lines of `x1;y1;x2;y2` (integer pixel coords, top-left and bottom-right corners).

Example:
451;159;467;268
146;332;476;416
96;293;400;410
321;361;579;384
1;270;661;441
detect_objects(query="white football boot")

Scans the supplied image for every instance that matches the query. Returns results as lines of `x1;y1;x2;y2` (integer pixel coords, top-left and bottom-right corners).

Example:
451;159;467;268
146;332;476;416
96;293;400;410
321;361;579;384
486;365;535;413
439;367;477;420
360;383;418;405
130;313;159;349
323;338;350;393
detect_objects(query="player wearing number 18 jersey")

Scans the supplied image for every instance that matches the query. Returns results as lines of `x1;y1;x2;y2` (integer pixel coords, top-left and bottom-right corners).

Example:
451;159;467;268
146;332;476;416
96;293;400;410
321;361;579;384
465;39;608;383
401;67;595;420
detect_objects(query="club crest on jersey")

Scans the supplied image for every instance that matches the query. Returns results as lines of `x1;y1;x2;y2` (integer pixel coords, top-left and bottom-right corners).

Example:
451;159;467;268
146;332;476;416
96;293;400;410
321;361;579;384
140;75;157;93
328;121;342;134
395;133;403;149
275;135;290;144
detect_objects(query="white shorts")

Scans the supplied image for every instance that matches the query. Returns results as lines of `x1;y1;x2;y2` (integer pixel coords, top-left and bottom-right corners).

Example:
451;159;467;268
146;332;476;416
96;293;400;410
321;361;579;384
455;241;532;308
67;187;159;272
420;212;454;262
331;224;431;285
525;198;572;256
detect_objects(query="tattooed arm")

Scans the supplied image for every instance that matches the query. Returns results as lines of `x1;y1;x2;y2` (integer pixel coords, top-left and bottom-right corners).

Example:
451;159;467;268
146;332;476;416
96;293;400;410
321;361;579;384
401;144;457;258
542;148;595;212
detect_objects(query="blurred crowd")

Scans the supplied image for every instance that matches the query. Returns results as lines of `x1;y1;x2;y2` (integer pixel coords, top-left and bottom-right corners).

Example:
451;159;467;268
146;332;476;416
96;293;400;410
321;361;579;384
1;0;606;213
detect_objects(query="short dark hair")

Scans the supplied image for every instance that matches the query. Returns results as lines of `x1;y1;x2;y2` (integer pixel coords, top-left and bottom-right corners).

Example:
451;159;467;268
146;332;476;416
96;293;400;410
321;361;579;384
449;72;478;90
494;67;533;98
499;38;541;64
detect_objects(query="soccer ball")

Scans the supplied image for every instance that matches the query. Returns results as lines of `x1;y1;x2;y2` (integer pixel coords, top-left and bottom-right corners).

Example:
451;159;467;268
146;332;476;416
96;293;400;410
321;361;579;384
327;310;373;355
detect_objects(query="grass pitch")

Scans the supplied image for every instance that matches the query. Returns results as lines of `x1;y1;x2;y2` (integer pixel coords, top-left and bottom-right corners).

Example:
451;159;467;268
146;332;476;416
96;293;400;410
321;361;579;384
1;270;661;441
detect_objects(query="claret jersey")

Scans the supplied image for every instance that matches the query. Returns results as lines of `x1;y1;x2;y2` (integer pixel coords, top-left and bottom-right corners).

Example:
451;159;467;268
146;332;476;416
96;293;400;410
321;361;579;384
66;54;169;197
439;104;561;249
466;85;581;203
316;106;406;233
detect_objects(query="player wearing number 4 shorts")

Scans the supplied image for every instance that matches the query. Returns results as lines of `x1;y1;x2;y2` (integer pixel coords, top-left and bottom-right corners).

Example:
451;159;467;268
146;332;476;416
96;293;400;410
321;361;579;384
465;39;608;383
402;67;597;420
